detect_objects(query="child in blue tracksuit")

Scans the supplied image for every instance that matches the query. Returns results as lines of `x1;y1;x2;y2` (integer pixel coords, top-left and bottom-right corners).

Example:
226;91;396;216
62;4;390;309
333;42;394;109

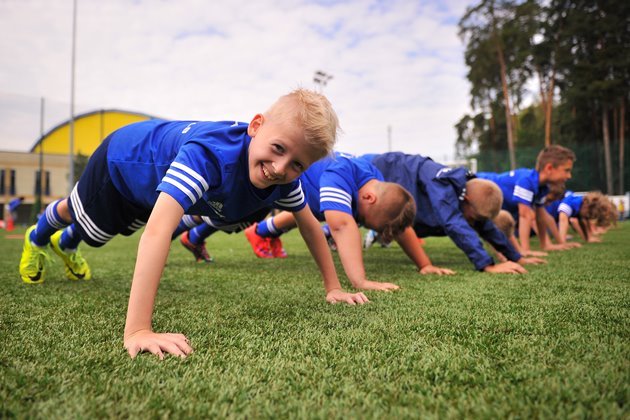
476;145;576;253
363;152;544;273
19;89;370;360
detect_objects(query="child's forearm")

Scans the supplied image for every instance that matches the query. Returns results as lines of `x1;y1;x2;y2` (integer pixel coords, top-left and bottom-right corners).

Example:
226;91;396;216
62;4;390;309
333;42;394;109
295;211;342;293
518;216;532;251
396;227;431;270
330;223;368;287
124;229;171;338
558;214;570;243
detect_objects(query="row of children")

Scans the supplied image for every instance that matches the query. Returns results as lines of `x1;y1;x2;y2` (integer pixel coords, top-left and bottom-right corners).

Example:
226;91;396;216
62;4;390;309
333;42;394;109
18;89;617;359
176;144;615;284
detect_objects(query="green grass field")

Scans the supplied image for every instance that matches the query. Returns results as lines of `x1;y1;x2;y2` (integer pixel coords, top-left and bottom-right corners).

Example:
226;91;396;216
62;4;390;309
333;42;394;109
1;223;628;418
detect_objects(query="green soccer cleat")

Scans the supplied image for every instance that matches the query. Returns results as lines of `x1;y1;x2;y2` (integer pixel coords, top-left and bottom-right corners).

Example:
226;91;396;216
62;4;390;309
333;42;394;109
19;225;51;284
50;230;92;281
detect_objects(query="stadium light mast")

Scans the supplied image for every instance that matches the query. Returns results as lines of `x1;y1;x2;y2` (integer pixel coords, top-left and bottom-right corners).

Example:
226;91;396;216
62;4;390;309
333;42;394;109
68;0;77;194
313;70;333;93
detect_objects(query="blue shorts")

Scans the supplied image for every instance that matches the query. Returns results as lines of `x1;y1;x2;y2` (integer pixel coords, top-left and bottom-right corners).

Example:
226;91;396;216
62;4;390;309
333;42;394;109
67;137;151;247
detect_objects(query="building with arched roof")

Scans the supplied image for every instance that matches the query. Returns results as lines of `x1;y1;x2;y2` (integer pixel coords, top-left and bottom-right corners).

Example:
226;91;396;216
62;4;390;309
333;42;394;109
1;109;159;224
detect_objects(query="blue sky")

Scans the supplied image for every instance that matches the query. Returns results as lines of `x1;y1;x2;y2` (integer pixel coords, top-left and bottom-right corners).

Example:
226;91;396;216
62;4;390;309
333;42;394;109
0;0;475;162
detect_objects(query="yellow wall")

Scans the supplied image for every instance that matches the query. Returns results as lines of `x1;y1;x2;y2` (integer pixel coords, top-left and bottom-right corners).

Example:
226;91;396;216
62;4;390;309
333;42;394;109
32;110;154;156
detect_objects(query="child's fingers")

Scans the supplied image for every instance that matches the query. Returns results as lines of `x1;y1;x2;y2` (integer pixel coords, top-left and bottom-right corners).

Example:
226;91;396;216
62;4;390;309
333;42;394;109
127;344;141;359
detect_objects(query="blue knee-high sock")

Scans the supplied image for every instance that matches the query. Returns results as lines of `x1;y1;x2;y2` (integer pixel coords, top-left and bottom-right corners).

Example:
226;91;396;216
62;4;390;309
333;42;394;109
189;223;217;245
30;199;70;246
172;215;201;240
255;217;290;238
59;224;82;251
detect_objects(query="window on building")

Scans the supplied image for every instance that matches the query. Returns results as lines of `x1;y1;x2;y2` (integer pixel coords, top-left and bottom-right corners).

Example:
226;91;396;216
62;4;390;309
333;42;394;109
0;169;5;195
10;169;15;195
45;171;51;196
35;170;41;195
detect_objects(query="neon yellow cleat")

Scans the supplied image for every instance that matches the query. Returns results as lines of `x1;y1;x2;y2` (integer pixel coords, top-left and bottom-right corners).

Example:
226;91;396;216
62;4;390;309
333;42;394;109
19;225;51;284
50;230;92;281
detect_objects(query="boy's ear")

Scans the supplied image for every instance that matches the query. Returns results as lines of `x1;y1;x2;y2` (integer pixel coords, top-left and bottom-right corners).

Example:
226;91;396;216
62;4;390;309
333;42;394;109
542;162;554;173
247;114;264;137
360;191;377;204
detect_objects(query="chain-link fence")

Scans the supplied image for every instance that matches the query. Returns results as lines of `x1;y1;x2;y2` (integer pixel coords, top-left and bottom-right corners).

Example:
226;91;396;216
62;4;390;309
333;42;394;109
472;142;629;194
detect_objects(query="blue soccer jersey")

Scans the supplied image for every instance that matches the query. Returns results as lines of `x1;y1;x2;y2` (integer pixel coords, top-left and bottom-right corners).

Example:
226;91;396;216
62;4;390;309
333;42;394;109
364;152;521;270
106;120;306;228
476;169;549;217
557;192;583;219
300;152;383;221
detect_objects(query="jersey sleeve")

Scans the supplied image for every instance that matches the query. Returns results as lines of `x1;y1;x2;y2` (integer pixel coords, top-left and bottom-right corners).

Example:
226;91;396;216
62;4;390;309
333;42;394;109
427;179;495;270
512;175;537;207
273;180;307;212
318;170;355;216
157;143;221;212
557;201;574;217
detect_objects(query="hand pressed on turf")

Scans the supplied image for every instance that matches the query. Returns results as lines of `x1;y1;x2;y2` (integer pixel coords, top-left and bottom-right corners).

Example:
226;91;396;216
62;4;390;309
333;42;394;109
354;279;400;291
326;289;370;305
483;261;528;274
124;329;193;360
419;264;456;275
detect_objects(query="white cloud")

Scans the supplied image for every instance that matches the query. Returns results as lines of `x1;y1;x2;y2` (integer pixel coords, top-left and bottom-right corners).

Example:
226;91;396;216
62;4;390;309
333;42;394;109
0;0;473;162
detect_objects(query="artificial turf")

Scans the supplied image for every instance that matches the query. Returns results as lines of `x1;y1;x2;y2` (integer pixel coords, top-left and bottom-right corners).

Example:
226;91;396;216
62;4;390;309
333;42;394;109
1;223;628;418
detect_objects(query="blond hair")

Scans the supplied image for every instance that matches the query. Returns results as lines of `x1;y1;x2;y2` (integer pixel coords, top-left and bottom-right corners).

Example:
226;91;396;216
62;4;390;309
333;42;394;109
465;178;503;220
580;192;616;227
493;210;516;237
264;88;340;160
374;182;416;242
536;145;576;171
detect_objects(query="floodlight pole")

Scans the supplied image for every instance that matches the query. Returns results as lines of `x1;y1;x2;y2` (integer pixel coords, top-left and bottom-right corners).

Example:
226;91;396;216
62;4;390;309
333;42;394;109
313;70;333;94
37;97;45;215
68;0;77;194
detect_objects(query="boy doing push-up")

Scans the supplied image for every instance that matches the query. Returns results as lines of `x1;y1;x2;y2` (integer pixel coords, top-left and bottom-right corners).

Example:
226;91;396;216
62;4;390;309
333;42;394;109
19;89;367;359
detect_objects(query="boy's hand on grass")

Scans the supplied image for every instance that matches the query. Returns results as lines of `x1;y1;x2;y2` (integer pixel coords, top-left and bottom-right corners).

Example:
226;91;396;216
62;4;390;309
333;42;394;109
419;265;456;275
354;280;400;291
326;289;370;305
521;249;548;257
124;329;193;360
587;237;602;243
543;243;578;251
483;261;527;274
518;257;547;265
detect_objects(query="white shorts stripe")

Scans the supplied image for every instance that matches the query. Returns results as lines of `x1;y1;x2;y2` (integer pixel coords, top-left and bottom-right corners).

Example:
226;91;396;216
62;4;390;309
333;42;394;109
70;185;114;243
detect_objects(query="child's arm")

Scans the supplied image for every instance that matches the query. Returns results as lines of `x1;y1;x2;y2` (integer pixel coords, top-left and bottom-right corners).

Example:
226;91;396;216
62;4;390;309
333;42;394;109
325;210;400;290
395;227;455;275
293;206;370;304
542;209;562;243
517;203;536;252
124;193;193;359
570;217;588;241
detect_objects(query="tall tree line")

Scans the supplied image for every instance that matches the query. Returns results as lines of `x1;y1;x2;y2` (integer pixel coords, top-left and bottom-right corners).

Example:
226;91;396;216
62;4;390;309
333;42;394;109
456;0;629;194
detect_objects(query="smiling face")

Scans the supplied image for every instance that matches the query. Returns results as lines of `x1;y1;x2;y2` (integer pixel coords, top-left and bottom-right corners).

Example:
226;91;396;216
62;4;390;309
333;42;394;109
246;114;318;189
542;160;573;185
